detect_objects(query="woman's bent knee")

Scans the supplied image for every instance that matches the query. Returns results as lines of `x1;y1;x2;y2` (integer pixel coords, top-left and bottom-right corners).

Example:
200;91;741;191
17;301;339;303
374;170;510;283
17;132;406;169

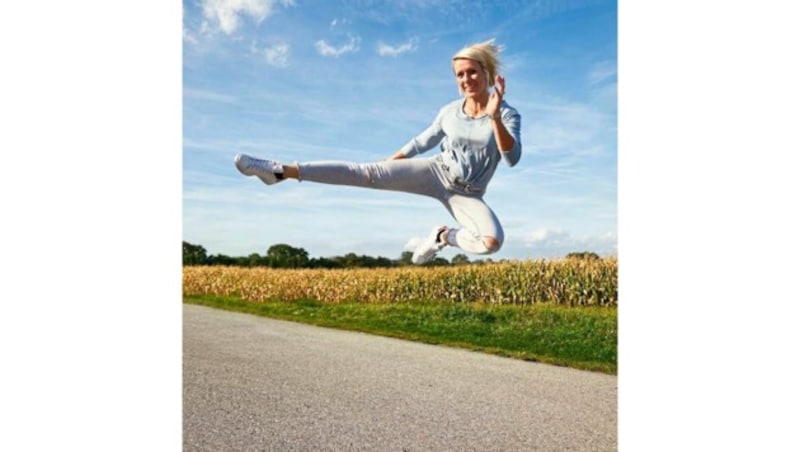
483;236;502;253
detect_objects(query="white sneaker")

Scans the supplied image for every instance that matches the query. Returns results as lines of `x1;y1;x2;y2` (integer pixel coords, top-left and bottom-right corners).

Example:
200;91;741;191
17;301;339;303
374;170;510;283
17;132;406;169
234;153;284;185
412;225;448;264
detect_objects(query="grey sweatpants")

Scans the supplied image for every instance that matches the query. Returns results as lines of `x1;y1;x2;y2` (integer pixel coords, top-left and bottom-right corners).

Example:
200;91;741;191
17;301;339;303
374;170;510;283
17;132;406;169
297;155;503;254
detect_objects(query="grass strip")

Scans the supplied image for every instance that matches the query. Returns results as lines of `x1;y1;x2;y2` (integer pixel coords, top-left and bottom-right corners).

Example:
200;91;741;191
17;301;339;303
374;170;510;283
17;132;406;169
184;295;617;374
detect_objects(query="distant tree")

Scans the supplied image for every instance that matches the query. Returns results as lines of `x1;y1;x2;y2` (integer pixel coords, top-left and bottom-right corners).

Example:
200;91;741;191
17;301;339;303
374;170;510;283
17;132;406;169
327;253;391;268
425;256;450;266
247;253;264;267
451;254;470;265
397;251;414;266
266;244;309;268
566;251;600;260
308;257;341;269
373;256;394;267
207;253;236;266
336;252;362;268
183;241;208;265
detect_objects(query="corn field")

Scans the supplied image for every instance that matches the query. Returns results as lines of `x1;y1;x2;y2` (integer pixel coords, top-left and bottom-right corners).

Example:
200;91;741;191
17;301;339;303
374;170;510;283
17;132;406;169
183;258;617;307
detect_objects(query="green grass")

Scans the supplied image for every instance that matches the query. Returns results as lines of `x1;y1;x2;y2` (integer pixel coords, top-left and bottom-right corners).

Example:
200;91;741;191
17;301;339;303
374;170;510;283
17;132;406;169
184;295;617;374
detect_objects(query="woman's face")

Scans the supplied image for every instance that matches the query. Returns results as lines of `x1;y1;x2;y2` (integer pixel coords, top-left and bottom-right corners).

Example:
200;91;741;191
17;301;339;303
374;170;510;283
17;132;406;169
453;58;487;98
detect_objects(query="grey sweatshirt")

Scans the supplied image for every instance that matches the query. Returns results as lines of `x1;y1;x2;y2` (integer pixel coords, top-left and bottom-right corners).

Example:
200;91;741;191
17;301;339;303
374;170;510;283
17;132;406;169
398;98;522;194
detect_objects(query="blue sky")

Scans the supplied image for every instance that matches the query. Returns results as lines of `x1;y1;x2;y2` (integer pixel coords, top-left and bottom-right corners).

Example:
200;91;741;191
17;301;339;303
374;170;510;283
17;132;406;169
183;0;618;261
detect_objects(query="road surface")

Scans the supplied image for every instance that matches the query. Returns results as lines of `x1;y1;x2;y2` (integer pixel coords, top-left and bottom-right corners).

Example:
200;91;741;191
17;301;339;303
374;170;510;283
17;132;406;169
183;304;617;451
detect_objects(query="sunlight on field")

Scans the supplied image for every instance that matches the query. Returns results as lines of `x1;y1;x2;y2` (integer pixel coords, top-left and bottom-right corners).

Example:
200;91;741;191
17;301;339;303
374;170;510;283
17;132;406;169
183;259;617;306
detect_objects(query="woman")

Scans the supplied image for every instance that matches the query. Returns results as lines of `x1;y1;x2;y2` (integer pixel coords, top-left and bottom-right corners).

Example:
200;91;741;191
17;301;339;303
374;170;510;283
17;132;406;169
234;39;521;264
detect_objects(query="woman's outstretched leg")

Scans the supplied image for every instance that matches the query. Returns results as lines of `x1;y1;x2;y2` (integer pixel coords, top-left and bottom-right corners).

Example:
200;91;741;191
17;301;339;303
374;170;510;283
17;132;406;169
234;153;441;197
295;160;440;196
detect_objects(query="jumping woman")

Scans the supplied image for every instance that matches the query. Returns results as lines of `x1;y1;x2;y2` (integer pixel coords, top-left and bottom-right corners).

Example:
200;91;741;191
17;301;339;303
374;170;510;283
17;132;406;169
234;39;522;264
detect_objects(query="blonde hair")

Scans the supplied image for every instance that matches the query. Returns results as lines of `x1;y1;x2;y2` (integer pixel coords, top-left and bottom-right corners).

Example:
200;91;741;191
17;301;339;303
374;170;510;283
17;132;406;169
452;39;504;89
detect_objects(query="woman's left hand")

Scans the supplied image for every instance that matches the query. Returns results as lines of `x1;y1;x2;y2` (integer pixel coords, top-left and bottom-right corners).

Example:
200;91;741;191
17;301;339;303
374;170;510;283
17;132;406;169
486;75;505;118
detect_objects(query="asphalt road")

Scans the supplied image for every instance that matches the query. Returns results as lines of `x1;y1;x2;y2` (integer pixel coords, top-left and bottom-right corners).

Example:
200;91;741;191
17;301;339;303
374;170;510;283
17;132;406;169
183;304;617;451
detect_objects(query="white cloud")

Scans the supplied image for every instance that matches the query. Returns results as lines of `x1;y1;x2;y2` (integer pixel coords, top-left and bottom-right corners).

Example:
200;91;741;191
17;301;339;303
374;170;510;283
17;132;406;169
588;60;617;86
522;228;617;257
183;26;199;45
315;35;361;57
404;237;422;252
330;17;349;28
377;38;419;57
528;104;611;154
330;17;350;30
201;0;295;35
263;42;290;67
184;88;237;103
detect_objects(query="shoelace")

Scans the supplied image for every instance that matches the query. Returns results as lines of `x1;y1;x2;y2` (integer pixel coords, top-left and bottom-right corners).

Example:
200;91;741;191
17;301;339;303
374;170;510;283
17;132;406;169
245;158;270;171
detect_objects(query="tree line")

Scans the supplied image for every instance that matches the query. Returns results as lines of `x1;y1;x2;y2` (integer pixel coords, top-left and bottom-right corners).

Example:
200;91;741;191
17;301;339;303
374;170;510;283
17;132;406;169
183;241;602;269
183;241;477;268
